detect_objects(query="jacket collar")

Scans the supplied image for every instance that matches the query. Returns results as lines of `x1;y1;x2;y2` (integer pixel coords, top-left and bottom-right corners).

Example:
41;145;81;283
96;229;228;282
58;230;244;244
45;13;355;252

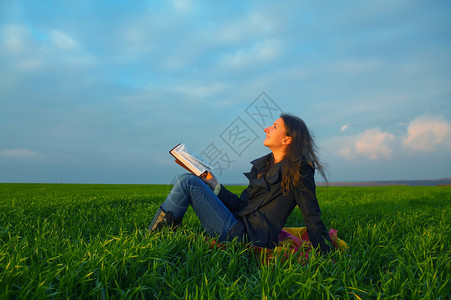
250;153;272;169
244;153;282;187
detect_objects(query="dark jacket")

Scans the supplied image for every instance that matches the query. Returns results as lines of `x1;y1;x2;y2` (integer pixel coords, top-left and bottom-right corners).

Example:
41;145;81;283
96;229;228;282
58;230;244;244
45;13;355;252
218;153;332;252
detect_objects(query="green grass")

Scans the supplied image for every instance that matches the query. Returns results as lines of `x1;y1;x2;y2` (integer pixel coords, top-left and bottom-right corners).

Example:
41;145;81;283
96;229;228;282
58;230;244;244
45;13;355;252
0;183;449;299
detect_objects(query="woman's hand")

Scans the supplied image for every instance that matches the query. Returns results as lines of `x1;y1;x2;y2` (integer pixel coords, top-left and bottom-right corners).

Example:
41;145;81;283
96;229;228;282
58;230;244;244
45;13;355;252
200;171;219;190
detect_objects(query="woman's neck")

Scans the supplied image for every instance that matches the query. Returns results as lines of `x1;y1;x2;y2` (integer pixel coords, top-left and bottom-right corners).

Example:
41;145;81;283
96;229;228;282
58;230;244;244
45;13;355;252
272;151;286;164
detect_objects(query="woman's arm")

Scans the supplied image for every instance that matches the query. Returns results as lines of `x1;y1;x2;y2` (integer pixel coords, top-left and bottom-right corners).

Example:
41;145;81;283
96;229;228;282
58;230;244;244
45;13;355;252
217;184;248;213
294;163;332;253
201;171;247;212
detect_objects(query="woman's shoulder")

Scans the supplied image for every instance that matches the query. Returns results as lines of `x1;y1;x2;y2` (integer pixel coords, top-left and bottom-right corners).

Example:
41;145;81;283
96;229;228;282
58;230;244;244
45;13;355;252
299;159;315;175
295;159;316;191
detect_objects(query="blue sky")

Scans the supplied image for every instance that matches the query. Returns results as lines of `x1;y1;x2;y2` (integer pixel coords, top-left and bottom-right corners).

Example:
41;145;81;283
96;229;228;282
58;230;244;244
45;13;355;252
1;1;450;184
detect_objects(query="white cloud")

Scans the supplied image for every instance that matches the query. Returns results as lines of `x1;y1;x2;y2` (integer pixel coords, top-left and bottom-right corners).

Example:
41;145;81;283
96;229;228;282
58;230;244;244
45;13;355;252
354;128;395;159
326;114;451;163
17;58;44;71
2;26;78;53
328;127;395;161
171;0;192;13
341;124;349;132
332;58;383;73
1;24;92;74
175;83;227;99
221;39;282;68
49;30;78;50
216;12;276;44
1;24;29;53
0;149;37;157
403;114;451;151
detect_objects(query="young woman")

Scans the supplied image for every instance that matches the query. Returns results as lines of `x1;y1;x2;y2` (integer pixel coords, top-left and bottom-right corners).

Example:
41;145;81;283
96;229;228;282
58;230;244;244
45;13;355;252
149;113;332;253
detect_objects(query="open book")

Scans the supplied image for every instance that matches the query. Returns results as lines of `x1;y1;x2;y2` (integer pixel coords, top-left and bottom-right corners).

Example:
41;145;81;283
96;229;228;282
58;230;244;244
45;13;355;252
169;143;213;176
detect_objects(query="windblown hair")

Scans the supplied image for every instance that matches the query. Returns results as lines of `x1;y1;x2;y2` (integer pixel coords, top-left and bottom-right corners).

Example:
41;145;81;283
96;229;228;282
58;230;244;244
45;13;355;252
280;113;328;194
261;113;328;195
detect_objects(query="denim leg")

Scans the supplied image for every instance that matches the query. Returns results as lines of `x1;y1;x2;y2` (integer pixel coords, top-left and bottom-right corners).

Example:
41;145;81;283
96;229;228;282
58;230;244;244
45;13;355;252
161;174;238;237
160;174;192;219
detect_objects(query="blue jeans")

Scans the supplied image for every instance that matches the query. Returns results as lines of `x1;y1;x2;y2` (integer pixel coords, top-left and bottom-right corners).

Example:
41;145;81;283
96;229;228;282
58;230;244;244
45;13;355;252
161;174;239;239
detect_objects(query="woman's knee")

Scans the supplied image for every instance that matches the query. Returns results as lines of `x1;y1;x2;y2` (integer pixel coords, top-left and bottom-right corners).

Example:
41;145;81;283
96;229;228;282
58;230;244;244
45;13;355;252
176;173;202;189
175;173;192;182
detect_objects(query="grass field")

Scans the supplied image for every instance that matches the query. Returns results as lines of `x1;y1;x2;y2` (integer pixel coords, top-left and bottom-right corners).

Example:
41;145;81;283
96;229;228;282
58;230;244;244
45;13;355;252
0;183;449;299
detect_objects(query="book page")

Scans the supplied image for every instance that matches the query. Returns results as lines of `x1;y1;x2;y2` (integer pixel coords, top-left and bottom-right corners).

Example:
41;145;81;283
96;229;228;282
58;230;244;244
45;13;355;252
177;144;212;170
170;143;212;176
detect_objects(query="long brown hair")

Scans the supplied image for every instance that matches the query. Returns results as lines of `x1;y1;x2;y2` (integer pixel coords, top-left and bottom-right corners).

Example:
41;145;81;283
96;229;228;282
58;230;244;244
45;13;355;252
279;113;328;195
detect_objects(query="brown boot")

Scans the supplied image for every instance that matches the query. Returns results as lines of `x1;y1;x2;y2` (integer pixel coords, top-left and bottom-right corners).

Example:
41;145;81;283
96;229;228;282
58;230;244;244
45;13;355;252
148;206;182;232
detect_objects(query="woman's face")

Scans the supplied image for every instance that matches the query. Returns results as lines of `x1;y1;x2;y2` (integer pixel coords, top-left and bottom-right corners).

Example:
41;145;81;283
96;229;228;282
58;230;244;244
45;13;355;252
263;117;289;150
